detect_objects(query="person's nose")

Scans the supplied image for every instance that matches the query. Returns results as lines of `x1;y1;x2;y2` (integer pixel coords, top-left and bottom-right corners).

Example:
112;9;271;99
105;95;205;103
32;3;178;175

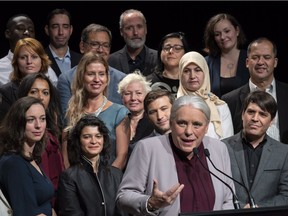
157;110;164;120
185;124;193;136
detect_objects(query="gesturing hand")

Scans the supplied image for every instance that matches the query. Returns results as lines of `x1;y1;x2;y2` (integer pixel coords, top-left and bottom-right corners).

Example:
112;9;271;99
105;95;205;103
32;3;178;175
148;179;184;210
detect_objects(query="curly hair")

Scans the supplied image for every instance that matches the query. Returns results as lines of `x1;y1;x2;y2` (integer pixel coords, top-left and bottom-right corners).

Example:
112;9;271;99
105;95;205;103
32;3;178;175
67;115;110;168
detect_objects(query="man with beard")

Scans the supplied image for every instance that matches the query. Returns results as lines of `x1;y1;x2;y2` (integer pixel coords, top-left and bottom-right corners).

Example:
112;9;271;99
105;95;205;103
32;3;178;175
108;9;157;76
44;8;82;77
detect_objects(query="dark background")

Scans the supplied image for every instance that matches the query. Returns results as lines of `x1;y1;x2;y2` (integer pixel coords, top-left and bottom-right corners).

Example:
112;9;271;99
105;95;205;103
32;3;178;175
0;1;287;82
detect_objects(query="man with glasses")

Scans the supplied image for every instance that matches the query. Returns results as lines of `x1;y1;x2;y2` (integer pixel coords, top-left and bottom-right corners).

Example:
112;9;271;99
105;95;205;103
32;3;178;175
57;23;126;124
44;8;82;77
108;9;157;76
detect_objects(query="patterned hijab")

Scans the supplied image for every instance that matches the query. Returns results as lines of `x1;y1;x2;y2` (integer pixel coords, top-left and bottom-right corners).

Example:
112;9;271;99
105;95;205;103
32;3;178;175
177;51;225;137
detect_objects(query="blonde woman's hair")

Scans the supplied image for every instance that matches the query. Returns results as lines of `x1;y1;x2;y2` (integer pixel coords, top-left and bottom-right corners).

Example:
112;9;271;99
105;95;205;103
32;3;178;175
66;52;110;129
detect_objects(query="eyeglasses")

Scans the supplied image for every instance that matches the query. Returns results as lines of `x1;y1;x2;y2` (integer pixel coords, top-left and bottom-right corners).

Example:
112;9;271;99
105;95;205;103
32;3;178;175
162;45;184;53
83;41;111;49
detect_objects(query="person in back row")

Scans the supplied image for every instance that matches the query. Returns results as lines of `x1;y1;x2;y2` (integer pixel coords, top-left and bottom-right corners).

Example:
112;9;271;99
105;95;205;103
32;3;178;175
44;8;82;77
108;9;157;76
0;14;35;86
57;23;126;123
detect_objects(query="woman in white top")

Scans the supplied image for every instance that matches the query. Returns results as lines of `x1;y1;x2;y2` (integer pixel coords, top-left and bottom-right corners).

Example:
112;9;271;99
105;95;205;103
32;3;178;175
177;51;233;139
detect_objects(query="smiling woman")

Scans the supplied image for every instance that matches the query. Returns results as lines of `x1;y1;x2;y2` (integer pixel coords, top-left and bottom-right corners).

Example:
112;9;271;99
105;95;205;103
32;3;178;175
58;115;127;216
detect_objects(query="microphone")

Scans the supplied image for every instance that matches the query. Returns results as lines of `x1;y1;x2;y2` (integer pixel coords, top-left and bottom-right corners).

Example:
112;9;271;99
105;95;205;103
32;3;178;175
193;147;240;210
204;148;257;208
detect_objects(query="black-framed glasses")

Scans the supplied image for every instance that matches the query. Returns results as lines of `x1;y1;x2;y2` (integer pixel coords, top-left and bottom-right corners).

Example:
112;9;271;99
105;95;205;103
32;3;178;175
83;41;111;49
162;45;184;53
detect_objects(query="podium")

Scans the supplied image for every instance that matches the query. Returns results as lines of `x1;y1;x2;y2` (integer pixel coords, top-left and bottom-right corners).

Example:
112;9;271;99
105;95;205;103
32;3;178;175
179;205;288;216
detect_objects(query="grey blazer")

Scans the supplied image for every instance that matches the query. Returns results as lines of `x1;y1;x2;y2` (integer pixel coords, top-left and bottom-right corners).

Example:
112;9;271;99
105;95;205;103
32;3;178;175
223;132;288;207
116;134;235;215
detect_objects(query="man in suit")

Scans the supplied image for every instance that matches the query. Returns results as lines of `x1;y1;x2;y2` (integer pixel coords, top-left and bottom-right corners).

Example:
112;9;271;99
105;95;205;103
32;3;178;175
222;37;288;144
44;8;82;77
108;9;157;76
144;89;174;137
223;91;288;208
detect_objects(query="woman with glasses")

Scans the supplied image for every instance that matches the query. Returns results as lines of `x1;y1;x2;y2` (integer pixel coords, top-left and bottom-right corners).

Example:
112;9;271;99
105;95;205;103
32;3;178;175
147;32;190;99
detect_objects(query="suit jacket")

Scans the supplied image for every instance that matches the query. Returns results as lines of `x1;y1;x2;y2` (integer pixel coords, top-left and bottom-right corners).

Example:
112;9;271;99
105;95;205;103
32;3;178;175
45;47;82;77
108;45;157;76
0;80;18;122
116;134;235;215
221;81;288;144
223;133;288;207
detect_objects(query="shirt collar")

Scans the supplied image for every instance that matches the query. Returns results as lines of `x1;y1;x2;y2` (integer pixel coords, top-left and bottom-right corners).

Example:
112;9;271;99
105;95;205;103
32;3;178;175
249;78;275;94
49;45;71;60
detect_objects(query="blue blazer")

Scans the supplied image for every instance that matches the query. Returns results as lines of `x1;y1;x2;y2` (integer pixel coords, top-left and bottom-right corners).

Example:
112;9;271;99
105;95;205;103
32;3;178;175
205;49;249;97
223;133;288;207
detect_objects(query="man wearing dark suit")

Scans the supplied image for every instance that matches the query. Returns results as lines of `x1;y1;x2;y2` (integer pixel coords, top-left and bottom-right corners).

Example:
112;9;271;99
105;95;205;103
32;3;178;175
108;9;157;76
222;37;288;144
44;8;82;77
223;91;288;208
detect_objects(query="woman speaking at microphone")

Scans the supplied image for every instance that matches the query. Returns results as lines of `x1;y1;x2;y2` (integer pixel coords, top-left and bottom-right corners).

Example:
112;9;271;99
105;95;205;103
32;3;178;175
116;95;235;215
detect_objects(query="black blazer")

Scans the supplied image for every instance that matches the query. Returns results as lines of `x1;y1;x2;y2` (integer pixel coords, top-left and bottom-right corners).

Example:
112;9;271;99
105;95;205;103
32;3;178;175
221;80;288;144
0;81;19;122
108;45;157;76
58;159;127;216
45;47;82;77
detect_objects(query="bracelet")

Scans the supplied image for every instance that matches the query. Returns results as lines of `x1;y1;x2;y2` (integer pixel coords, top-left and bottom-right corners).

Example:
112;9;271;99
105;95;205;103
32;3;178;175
147;198;158;212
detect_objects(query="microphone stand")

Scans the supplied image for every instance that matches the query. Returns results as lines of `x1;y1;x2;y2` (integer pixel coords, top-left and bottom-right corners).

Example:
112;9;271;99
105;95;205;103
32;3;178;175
204;148;257;208
193;148;240;209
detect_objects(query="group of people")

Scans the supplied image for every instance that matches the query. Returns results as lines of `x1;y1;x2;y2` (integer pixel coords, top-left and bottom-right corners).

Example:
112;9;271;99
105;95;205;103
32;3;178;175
0;7;288;216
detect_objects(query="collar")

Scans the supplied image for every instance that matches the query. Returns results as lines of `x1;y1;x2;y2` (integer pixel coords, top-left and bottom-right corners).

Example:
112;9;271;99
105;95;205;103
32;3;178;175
249;78;275;94
49;45;71;60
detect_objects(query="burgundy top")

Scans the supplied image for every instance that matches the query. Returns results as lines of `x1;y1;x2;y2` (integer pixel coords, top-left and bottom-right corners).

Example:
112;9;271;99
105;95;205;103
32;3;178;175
170;134;215;212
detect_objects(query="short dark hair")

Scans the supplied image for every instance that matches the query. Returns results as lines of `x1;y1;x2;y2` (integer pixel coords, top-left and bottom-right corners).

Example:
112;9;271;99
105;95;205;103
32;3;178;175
247;37;277;57
6;13;32;29
144;89;174;114
154;32;190;73
46;8;72;26
67;115;111;167
242;90;277;120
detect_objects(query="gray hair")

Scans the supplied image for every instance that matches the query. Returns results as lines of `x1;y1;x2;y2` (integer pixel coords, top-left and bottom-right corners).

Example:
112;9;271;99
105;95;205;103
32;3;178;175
171;95;211;123
81;23;112;43
118;71;151;95
119;9;146;29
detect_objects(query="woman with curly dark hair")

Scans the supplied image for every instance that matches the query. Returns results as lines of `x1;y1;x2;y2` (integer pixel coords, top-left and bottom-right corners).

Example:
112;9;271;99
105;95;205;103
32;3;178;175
58;115;126;216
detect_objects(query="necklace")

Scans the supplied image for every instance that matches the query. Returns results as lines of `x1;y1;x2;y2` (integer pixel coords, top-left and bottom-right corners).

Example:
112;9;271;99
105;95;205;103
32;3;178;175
92;96;108;117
